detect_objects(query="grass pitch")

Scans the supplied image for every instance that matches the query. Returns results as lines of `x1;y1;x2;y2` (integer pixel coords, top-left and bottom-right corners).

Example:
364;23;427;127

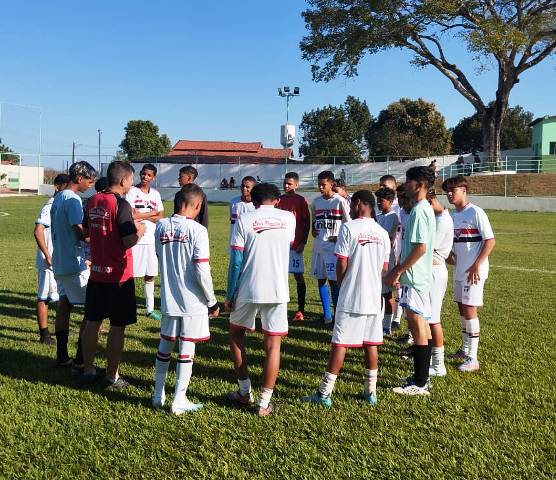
0;197;555;479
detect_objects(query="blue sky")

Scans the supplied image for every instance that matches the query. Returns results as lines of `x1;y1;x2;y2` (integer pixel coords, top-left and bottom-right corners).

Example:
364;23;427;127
0;0;554;168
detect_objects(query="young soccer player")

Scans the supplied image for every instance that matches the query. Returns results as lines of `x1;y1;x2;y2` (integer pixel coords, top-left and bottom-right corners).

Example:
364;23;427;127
225;183;295;416
177;165;209;227
426;189;454;377
152;184;219;414
229;176;256;232
311;171;351;324
385;166;436;395
51;161;96;367
375;187;399;335
303;190;390;407
33;173;70;344
442;176;495;372
81;161;145;389
126;164;164;321
277;172;311;321
333;178;351;213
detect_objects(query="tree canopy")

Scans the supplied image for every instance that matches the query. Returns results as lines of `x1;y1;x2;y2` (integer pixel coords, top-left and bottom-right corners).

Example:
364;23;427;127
367;98;452;158
0;138;19;165
300;1;556;161
298;96;372;162
119;120;172;161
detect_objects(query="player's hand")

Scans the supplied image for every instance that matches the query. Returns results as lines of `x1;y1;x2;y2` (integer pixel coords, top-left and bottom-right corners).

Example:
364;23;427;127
466;263;481;284
384;268;401;288
295;243;305;254
224;299;234;312
135;221;146;237
446;252;456;265
208;303;220;318
45;254;53;268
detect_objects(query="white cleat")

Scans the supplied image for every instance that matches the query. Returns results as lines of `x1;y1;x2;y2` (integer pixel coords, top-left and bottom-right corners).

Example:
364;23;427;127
393;383;431;396
429;364;447;377
171;399;204;415
152;390;166;409
458;357;480;373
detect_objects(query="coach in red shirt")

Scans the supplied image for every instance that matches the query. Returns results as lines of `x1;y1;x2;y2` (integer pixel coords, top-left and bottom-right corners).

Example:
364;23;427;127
81;161;146;389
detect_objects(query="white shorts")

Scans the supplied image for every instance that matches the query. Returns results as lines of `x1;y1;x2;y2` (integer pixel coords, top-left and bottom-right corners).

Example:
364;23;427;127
400;285;431;320
56;269;90;306
160;314;210;343
331;310;383;347
311;249;336;281
37;269;59;302
229;302;288;336
430;264;448;324
453;279;485;307
289;250;304;274
132;243;158;277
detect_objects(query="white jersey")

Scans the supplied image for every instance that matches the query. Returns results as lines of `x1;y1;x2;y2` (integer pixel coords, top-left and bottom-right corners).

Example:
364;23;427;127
451;203;494;282
312;193;351;252
126;186;164;245
230;205;295;304
155;215;217;316
35;197;54;271
378;210;399;269
433;209;454;264
334;217;390;314
230;196;255;224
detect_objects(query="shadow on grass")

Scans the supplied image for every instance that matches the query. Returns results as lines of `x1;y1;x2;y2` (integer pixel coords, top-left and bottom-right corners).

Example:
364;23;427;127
0;289;39;320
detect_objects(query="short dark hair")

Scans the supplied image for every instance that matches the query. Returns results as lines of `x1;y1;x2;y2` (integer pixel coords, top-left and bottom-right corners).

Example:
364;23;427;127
141;163;157;176
53;174;70;186
334;178;347;189
375;187;396;202
396;183;405;195
179;165;198;179
107;161;134;187
69;161;96;183
317;170;334;182
175;183;204;210
379;174;396;185
251;183;280;204
242;176;257;184
94;177;109;192
442;175;469;192
405;166;436;189
284;172;299;182
351;190;376;209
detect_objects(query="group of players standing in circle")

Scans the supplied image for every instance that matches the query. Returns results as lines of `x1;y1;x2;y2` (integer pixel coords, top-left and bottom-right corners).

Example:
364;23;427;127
32;159;494;416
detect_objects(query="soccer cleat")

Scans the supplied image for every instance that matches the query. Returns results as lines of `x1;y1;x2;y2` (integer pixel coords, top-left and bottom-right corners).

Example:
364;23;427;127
458;357;480;373
429;364;447;377
302;391;332;408
292;311;304;322
323;316;333;325
39;334;54;345
363;392;377;406
56;357;74;368
227;389;254;406
103;376;130;390
171;400;204;415
391;321;401;332
147;310;162;321
393;382;431;396
448;349;468;361
256;401;275;417
383;328;391;336
152;390;166;409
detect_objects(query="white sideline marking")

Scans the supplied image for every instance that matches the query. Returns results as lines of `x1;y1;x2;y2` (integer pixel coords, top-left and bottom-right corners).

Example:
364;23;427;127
492;264;556;274
0;212;10;217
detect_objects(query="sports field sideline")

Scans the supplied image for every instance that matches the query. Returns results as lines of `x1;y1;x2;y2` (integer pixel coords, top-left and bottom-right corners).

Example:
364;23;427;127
0;196;555;479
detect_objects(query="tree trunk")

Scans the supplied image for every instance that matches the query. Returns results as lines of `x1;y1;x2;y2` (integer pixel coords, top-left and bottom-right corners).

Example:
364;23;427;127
481;107;502;168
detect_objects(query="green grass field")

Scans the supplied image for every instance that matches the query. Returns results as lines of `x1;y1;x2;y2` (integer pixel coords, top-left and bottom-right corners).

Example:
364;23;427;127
0;196;555;479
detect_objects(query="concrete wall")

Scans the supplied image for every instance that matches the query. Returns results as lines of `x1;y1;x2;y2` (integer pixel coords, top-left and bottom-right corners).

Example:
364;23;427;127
0;165;44;190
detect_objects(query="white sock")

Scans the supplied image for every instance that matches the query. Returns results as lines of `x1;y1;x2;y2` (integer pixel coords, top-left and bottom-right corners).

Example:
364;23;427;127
364;368;378;395
258;388;273;408
145;280;155;313
238;377;252;396
173;341;195;406
460;316;469;354
382;314;393;331
466;318;480;359
154;338;174;399
393;294;402;322
431;346;445;367
318;371;337;397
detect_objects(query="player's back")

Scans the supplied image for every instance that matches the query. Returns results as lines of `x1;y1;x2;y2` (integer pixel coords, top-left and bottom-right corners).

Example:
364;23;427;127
230;206;295;304
155;215;211;315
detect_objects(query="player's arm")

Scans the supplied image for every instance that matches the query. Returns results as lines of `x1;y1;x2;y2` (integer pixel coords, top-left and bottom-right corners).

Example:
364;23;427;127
297;199;311;252
198;194;209;228
117;201;145;248
385;242;426;287
466;238;495;283
193;231;219;316
336;257;348;286
225;247;244;311
311;201;318;237
33;224;51;267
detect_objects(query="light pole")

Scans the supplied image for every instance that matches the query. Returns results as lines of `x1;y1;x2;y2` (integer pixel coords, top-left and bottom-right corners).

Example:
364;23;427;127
97;129;102;173
278;86;300;174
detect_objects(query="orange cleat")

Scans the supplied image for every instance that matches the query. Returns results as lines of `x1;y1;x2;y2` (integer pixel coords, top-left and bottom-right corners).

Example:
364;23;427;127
292;311;304;322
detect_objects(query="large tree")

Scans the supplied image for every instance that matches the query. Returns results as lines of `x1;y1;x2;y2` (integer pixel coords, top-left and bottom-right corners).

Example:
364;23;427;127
119;120;172;161
452;104;534;153
300;1;556;163
367;98;452;158
299;95;372;162
0;138;18;165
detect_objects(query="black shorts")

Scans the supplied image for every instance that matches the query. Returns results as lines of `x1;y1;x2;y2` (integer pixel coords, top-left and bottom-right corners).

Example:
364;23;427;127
85;278;137;327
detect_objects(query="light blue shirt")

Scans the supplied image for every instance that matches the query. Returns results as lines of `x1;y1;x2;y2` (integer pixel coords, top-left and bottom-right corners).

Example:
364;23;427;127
51;189;87;276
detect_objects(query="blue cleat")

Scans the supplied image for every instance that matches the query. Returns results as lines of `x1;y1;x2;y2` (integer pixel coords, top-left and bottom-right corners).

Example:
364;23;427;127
302;392;332;408
363;392;377;406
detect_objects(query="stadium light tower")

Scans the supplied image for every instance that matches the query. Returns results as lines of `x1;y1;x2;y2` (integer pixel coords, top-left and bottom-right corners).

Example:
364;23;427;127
278;86;300;173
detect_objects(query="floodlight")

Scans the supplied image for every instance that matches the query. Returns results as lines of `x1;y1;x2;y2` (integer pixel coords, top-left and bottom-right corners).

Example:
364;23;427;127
293;87;300;95
284;86;290;93
278;88;282;96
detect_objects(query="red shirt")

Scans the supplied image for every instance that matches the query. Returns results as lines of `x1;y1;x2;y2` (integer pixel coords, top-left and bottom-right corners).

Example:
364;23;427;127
277;193;311;250
84;192;137;283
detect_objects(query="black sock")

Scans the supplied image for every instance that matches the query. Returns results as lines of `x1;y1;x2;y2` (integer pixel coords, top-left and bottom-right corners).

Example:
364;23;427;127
74;336;83;365
55;330;69;361
39;327;50;337
297;282;306;313
413;345;429;387
427;339;433;370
